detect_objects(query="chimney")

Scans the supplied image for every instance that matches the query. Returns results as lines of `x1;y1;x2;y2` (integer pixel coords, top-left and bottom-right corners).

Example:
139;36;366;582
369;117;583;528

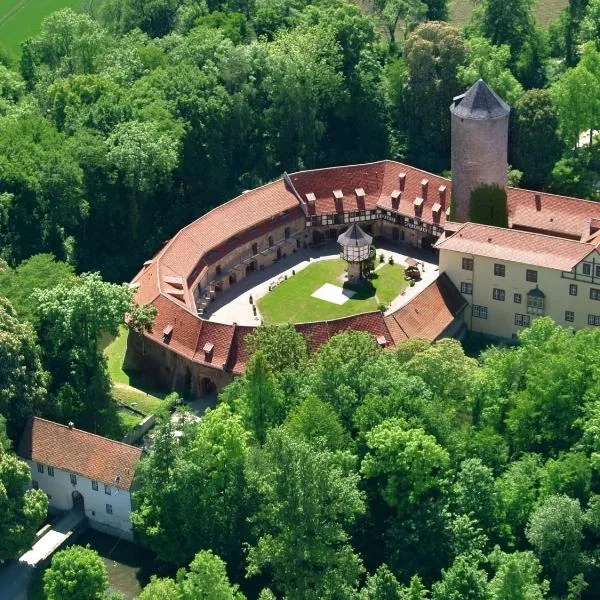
203;342;215;362
534;193;542;211
390;189;401;210
355;188;366;208
68;422;74;430
376;335;387;347
399;173;406;191
305;192;316;209
438;185;447;209
333;189;344;211
421;179;429;201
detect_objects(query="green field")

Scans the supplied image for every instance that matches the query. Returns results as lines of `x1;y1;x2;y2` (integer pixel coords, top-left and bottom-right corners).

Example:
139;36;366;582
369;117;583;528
0;0;82;54
258;259;408;324
450;0;567;28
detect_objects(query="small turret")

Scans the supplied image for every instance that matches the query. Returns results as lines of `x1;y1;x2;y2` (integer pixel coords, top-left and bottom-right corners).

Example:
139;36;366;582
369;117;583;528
450;80;510;222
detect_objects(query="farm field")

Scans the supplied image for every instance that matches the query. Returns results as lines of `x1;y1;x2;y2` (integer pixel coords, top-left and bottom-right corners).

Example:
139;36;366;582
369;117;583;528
0;0;81;54
450;0;567;28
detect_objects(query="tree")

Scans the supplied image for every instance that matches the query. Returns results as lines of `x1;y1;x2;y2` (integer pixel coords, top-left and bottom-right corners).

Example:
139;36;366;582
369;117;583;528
245;324;309;376
310;330;380;427
0;115;86;264
552;44;600;149
431;555;489;600
488;549;549;600
227;351;285;444
0;449;48;560
496;454;542;546
0;297;48;439
526;495;584;592
468;184;509;229
510;89;563;189
43;545;108;600
247;427;365;599
34;273;133;434
403;22;468;171
178;550;246;600
138;576;182;600
373;0;427;48
284;395;351;452
458;37;523;105
540;452;592;503
360;564;403;599
361;419;450;514
452;458;498;535
0;254;75;324
132;405;249;568
580;0;600;48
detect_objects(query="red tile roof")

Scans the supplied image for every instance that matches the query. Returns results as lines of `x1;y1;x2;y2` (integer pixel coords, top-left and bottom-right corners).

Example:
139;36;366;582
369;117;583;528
18;417;141;490
507;187;600;240
130;159;600;381
385;274;467;342
435;222;596;271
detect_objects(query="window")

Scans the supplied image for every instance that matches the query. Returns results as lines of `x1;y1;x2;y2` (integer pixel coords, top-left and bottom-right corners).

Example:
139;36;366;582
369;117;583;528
268;236;274;247
460;282;473;295
285;227;291;239
514;293;522;304
565;311;575;322
70;473;77;486
215;265;222;276
472;305;488;319
493;288;505;301
527;295;545;314
37;463;44;474
591;288;600;301
588;314;600;326
596;265;600;278
569;284;578;296
514;313;531;327
494;263;505;277
526;269;538;283
104;484;112;496
106;504;113;515
92;480;98;491
48;466;54;477
583;262;592;276
251;243;258;255
32;480;39;490
462;257;474;271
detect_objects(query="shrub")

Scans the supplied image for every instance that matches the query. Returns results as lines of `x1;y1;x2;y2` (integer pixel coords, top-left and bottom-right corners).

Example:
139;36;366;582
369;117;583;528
469;183;508;228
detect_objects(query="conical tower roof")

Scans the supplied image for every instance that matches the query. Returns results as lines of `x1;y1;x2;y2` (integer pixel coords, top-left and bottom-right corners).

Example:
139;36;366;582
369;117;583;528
450;79;510;120
337;223;372;247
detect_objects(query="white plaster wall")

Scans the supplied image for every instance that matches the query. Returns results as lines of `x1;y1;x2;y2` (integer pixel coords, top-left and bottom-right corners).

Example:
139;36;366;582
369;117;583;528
28;460;133;537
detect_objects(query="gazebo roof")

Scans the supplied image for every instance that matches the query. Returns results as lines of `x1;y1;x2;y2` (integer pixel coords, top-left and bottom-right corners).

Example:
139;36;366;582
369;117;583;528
337;223;373;247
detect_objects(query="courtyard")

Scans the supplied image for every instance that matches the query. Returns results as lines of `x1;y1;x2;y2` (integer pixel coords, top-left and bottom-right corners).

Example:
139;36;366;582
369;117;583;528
203;242;440;326
258;258;407;323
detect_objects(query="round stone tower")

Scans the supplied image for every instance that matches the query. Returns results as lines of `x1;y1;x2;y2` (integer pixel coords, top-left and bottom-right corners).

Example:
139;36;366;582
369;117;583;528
450;79;510;222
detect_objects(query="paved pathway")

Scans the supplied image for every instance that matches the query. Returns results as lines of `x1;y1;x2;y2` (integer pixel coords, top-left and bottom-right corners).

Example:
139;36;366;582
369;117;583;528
203;241;439;325
0;508;86;600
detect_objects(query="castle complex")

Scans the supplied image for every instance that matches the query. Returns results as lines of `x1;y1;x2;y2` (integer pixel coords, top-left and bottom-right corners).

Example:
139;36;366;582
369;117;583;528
129;80;600;394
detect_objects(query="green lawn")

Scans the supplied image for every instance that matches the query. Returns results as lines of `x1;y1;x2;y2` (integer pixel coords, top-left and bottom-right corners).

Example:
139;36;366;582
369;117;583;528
0;0;82;55
258;259;407;324
103;325;166;422
450;0;566;28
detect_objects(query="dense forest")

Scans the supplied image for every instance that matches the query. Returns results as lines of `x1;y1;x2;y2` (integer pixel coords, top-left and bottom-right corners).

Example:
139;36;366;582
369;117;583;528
2;0;600;597
0;0;599;282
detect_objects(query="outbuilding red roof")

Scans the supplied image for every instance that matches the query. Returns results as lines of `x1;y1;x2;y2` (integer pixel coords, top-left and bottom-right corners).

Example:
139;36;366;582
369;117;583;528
18;417;141;490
